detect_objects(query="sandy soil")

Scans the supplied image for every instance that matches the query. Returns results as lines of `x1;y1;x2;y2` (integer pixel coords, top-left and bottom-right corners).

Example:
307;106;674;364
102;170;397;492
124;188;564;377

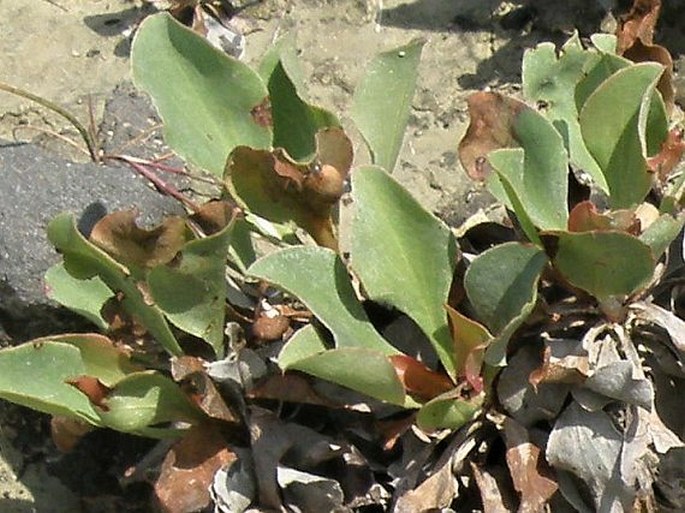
2;0;682;510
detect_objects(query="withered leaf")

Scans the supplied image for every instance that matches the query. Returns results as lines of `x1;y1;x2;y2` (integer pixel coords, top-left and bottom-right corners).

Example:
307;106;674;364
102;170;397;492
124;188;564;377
90;210;187;271
616;0;661;52
155;422;236;513
470;463;514;513
189;200;238;236
503;418;558;513
458;92;526;181
50;415;94;453
394;456;456;513
67;375;111;411
647;128;685;181
389;354;454;401
567;201;641;235
225;128;352;250
171;356;240;424
247;373;341;408
528;338;589;388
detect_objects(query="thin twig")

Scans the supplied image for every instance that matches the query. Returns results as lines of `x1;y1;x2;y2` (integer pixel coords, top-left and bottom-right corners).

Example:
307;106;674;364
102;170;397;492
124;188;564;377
106;123;164;156
11;125;91;157
0;81;97;160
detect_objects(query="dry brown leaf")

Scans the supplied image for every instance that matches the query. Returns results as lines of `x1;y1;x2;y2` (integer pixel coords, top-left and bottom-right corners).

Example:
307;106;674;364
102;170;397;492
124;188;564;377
458;92;526;181
50;415;94;453
66;375;112;411
567;201;641;235
155;422;236;513
617;0;661;52
90;210;187;270
503;418;558;513
171;356;241;424
394;458;456;513
647;128;685;181
470;463;512;513
247;373;341;408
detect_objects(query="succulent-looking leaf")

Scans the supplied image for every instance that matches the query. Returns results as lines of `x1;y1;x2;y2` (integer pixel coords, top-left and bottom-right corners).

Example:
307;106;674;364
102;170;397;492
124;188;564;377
574;52;630;110
542;230;654;300
0;335;140;425
460;92;569;231
350;166;458;376
278;325;328;369
488;148;543;245
249;246;398;355
131;13;271;176
225;128;352;250
266;59;340;162
639;212;685;258
351;39;425;172
445;305;492;390
464;242;548;365
45;263;112;330
284;346;406;405
148;216;234;356
48;213;183;356
415;390;482;431
579;63;666;208
522;36;606;190
98;371;202;434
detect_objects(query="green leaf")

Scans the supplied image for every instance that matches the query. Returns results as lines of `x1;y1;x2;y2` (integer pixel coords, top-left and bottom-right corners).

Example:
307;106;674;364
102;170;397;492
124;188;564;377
464;243;548;365
282;346;406;405
278;324;328;369
99;371;201;433
350;165;458;376
0;335;140;425
579;63;665;208
350;39;425;172
522;37;607;190
248;246;398;355
228;218;258;273
546;231;655;300
575;53;629;110
488;148;543;245
131;13;271;176
639;214;685;259
45;262;113;330
416;391;482;431
47;213;183;356
148;220;233;356
267;60;340;162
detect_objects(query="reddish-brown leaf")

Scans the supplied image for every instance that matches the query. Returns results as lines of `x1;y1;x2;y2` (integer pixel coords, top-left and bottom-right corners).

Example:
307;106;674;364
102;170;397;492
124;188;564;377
389;355;454;401
90;210;188;270
67;375;111;411
567;201;641;235
503;418;558;513
445;305;492;392
155;422;236;513
171;356;240;424
648;127;685;181
616;0;661;52
458;92;526;181
50;415;94;453
623;39;675;114
251;314;291;341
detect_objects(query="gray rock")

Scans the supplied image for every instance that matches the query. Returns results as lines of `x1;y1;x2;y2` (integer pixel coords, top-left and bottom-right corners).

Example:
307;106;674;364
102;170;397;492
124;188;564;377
0;140;184;307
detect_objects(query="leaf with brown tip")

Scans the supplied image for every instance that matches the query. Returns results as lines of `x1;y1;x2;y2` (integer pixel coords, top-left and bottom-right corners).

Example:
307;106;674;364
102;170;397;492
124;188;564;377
458;92;524;181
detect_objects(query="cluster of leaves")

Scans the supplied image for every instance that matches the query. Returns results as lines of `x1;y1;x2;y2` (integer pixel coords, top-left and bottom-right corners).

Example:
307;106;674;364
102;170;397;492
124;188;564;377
2;0;685;511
